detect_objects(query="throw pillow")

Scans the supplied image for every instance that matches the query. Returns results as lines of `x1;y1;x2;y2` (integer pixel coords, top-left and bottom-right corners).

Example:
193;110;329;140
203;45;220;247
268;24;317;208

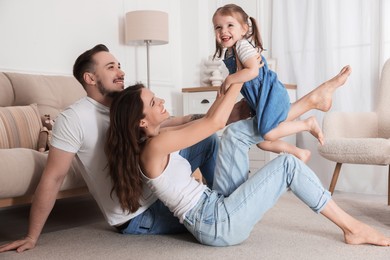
0;104;42;149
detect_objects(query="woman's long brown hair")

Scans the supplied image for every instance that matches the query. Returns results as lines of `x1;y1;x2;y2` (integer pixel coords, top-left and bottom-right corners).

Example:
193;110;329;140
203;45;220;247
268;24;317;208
105;84;146;212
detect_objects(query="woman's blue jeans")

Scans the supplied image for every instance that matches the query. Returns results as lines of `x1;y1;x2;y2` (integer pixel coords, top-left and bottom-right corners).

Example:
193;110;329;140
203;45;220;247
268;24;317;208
123;118;331;239
182;118;331;246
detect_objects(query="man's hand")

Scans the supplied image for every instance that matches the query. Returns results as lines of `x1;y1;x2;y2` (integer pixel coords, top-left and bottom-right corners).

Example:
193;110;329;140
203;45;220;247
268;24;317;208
0;236;37;253
227;99;252;125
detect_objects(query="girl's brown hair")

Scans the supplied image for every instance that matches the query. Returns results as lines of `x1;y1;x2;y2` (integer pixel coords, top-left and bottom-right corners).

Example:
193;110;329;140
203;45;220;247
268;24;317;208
212;4;264;59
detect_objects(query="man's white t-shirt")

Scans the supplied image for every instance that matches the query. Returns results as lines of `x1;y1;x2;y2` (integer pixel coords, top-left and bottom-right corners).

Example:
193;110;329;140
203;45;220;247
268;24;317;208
51;97;157;226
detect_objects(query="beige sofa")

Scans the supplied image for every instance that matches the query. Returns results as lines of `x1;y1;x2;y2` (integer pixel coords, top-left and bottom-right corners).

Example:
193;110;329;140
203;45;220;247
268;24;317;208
0;72;89;207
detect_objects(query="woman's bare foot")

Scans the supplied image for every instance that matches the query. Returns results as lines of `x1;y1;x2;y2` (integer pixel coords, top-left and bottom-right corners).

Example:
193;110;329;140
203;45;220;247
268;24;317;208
344;219;390;246
309;65;352;112
305;116;324;145
322;199;390;247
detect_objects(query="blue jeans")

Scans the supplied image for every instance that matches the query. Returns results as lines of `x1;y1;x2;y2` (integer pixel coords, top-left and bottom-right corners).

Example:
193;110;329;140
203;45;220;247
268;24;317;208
182;118;331;246
121;134;219;234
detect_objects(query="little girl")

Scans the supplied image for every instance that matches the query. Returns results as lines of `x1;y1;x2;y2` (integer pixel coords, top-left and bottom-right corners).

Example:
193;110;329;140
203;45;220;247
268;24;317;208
212;4;342;162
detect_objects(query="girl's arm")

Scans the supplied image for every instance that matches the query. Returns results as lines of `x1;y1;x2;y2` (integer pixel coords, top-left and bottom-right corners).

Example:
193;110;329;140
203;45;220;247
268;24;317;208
225;55;259;84
221;54;260;93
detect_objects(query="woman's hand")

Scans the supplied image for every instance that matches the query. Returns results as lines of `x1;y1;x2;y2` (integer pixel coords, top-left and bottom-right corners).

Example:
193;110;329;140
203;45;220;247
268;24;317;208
220;76;232;94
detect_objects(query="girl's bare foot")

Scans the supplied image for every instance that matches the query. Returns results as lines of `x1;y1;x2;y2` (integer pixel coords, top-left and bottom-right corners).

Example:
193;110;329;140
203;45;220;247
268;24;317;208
286;65;352;122
305;116;324;145
296;149;311;163
257;141;311;163
308;65;352;112
344;219;390;246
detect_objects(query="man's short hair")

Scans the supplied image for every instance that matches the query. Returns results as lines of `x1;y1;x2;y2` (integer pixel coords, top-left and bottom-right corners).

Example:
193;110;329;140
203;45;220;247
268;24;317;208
73;44;109;88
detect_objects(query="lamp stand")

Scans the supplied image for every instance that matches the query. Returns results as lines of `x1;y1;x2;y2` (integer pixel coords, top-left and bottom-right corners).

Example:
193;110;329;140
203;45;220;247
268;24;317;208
145;39;151;88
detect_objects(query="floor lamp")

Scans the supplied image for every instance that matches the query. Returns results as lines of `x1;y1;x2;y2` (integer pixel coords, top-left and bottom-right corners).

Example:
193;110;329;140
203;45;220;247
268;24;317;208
125;10;169;88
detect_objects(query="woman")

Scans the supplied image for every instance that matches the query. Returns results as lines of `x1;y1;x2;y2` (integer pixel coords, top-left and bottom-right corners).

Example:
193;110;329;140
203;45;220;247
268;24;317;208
105;83;390;247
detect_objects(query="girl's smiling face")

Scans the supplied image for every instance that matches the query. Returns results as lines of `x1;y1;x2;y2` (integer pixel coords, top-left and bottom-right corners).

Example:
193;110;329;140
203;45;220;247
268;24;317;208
213;13;248;48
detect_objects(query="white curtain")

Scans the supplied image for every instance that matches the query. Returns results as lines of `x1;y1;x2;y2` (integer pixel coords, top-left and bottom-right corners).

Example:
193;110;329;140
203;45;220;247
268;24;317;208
271;0;390;194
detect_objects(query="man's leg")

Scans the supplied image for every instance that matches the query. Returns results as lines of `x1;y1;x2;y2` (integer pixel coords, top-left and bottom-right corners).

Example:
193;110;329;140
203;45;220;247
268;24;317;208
121;200;187;234
179;134;219;188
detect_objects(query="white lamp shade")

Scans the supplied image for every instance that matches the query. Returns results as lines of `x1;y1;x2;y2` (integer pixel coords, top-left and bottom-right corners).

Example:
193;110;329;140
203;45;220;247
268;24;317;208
125;10;169;46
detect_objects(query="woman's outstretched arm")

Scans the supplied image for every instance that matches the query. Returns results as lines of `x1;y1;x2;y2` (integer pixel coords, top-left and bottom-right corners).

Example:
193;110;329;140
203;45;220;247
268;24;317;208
145;83;243;163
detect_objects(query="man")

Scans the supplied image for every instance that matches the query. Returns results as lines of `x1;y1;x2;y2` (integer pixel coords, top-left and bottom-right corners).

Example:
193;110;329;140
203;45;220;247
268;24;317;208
0;44;247;253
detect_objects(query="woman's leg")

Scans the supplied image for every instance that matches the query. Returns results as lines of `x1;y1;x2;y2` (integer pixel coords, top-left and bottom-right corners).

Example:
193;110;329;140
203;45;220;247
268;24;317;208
320;200;390;246
193;154;330;246
213;118;263;196
204;155;389;246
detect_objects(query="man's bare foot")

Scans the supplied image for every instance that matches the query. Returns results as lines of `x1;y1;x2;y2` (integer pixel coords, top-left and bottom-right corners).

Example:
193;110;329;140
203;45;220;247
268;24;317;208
305;116;324;145
308;65;352;112
344;220;390;246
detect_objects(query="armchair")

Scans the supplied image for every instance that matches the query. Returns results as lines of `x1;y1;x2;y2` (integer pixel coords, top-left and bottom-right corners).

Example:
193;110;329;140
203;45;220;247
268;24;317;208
318;58;390;205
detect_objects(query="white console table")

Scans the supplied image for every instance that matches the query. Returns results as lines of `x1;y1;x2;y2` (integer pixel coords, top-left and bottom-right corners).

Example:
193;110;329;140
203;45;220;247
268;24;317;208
182;85;297;174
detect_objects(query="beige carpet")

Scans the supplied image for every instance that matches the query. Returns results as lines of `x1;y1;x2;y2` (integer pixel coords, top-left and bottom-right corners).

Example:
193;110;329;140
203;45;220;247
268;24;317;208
1;191;389;260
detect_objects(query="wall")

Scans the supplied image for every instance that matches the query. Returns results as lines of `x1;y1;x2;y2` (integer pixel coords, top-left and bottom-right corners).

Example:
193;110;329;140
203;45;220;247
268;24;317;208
0;0;270;116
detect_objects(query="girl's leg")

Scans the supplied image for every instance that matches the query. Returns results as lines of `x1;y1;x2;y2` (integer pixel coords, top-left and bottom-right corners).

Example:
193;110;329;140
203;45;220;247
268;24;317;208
214;66;352;195
257;139;311;163
286;65;352;121
263;116;324;145
320;200;390;246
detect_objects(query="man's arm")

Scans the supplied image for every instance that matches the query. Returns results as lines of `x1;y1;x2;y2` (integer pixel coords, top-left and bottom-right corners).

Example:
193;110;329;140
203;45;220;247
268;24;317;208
0;147;75;253
161;99;251;129
160;114;194;128
226;99;251;125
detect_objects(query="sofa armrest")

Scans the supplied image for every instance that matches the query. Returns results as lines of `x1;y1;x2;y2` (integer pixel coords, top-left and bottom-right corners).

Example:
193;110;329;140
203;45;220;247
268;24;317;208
322;111;378;138
0;187;90;208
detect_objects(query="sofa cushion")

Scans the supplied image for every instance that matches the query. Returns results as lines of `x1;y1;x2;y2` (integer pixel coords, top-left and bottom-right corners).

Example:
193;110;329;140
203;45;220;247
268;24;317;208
0;148;86;198
0;104;42;149
5;72;86;118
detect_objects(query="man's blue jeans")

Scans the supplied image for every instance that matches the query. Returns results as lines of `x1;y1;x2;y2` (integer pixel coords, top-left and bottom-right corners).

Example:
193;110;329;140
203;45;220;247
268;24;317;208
122;134;219;234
